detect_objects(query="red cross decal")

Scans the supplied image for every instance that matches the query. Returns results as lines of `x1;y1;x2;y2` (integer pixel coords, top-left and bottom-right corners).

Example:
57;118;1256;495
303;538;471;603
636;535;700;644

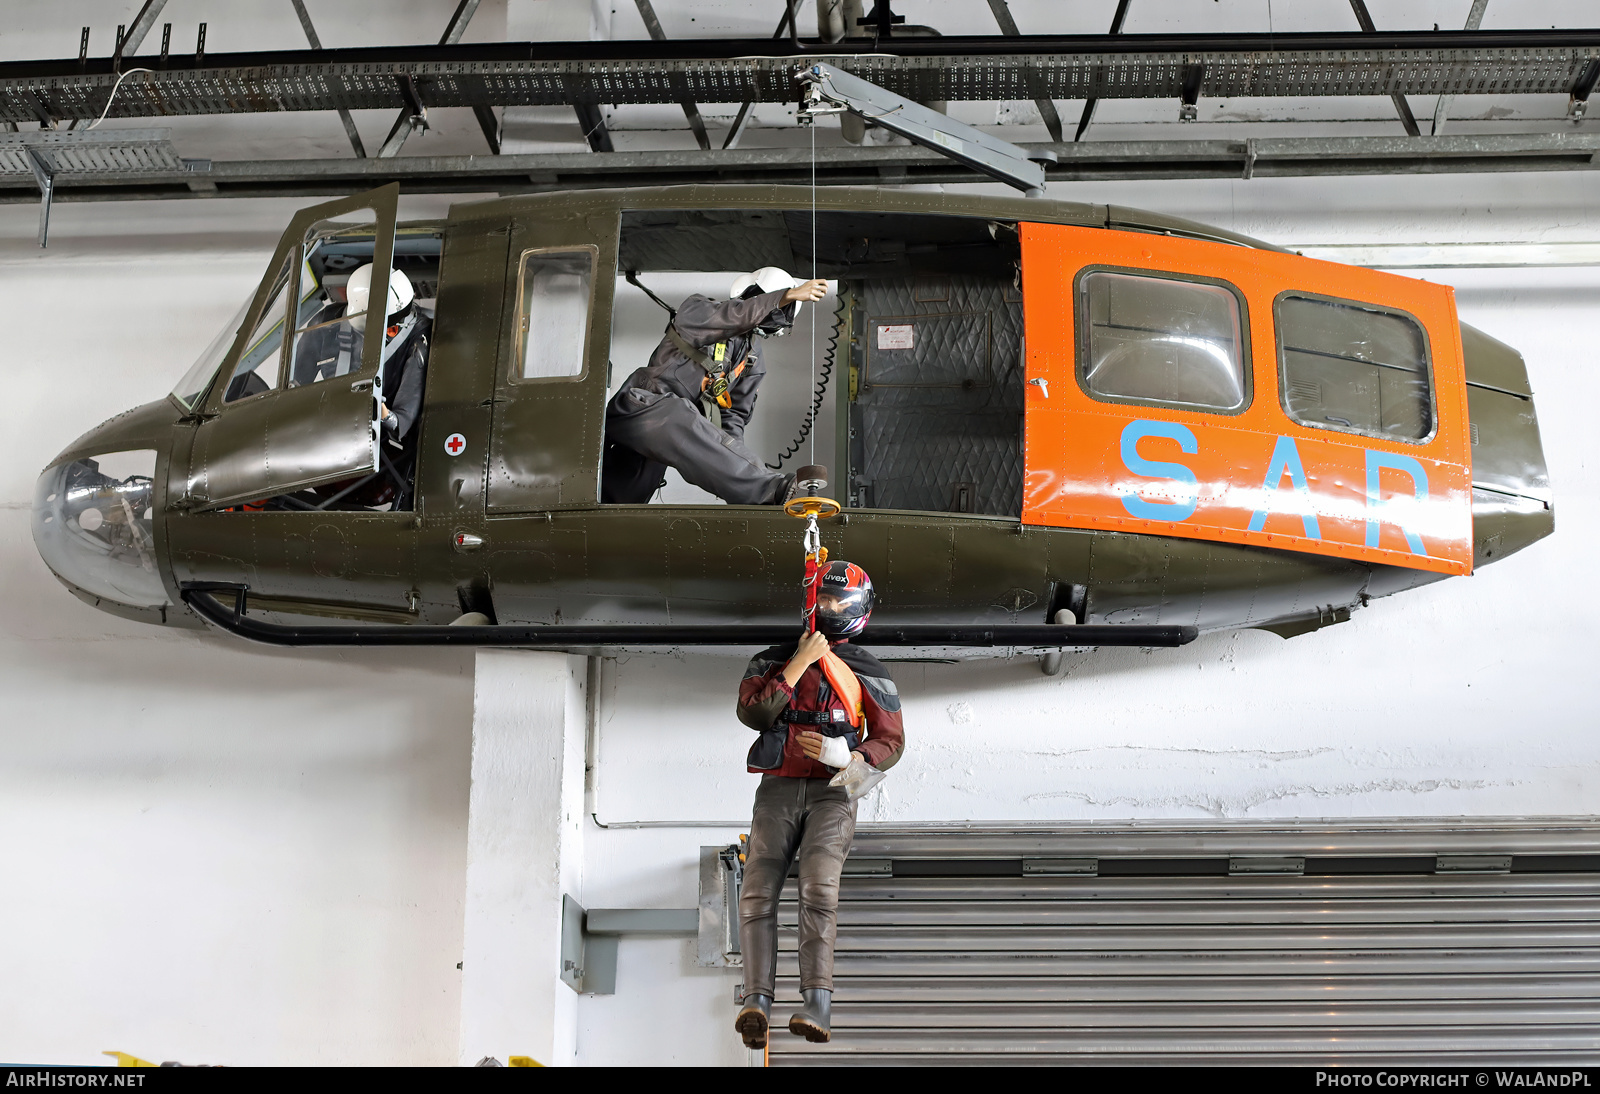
445;432;466;456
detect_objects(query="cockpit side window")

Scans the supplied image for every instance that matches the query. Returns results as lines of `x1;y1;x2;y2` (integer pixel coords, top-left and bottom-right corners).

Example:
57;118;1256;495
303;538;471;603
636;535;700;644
1075;269;1250;415
222;256;295;403
288;212;378;390
172;297;251;410
1275;293;1434;443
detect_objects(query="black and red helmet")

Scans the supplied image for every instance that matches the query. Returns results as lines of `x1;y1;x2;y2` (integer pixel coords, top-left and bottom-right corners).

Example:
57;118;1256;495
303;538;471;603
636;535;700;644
815;560;874;639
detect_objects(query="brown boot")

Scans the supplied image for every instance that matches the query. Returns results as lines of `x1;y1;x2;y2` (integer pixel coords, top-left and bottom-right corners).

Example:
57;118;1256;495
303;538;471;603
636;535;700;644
788;987;832;1043
734;993;772;1049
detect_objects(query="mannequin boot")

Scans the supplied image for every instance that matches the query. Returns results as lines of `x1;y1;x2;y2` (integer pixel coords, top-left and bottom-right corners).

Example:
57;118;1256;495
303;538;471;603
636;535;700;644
788;987;832;1043
734;993;772;1049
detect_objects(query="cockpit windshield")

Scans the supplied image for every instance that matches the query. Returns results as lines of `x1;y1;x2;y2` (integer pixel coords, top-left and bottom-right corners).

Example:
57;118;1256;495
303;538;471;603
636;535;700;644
171;296;251;410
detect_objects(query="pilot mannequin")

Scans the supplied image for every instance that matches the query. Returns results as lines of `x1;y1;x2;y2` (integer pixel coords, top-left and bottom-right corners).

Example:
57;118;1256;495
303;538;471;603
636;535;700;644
600;268;828;505
733;561;905;1048
292;264;431;443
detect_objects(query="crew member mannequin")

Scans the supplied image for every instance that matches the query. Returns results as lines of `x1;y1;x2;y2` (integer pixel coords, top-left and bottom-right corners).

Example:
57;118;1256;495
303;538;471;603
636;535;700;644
732;561;905;1048
292;264;430;443
601;268;827;505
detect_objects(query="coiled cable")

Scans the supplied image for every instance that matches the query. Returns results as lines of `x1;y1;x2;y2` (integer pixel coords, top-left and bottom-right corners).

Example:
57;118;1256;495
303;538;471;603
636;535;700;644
768;292;845;470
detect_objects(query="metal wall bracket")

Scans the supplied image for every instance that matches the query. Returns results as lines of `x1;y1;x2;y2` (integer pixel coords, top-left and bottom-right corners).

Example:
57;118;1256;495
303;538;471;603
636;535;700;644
23;146;52;247
561;894;698;995
697;844;744;969
1435;854;1513;874
1;128;185;247
1570;59;1600;119
1023;857;1098;876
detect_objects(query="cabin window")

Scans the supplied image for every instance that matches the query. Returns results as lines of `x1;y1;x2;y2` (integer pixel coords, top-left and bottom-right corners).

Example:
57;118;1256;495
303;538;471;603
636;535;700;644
514;247;596;381
1276;293;1433;443
1076;269;1249;414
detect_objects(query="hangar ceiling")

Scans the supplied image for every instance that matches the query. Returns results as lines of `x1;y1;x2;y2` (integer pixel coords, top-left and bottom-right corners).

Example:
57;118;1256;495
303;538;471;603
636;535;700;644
3;0;1600;202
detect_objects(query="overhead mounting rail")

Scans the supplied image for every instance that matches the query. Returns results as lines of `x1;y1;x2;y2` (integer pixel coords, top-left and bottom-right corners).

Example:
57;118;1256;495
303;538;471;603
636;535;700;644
5;132;1600;204
5;30;1600;125
180;583;1199;650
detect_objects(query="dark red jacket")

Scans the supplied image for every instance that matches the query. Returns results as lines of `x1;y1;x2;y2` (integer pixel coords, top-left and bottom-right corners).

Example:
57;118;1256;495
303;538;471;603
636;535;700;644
737;641;905;778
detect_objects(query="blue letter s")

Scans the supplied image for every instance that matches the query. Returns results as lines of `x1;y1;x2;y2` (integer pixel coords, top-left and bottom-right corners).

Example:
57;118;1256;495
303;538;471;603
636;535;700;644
1119;420;1200;522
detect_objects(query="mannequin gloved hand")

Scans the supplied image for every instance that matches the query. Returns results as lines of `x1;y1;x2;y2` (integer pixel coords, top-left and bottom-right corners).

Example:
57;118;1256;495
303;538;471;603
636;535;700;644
797;730;854;770
798;731;886;803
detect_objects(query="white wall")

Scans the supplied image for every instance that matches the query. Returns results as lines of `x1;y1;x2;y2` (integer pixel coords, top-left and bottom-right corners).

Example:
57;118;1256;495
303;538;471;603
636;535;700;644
0;196;481;1067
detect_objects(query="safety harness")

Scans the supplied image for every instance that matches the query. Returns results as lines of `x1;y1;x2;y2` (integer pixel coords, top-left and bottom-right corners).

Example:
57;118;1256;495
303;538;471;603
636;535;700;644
664;325;748;430
624;271;753;430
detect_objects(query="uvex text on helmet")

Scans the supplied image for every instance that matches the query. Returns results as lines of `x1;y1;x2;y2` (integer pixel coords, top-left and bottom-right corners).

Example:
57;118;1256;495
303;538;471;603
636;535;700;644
816;560;874;638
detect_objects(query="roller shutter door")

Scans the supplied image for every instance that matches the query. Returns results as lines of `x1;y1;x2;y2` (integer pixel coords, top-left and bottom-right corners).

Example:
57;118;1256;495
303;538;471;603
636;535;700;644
766;820;1600;1066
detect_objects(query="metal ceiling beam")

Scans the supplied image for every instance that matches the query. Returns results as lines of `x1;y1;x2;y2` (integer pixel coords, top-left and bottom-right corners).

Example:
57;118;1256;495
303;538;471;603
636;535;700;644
7;31;1600;125
1074;0;1131;141
377;0;488;158
633;0;711;150
288;0;366;158
724;4;799;151
1348;0;1422;137
985;0;1063;142
1433;0;1490;136
115;0;170;63
5;132;1600;204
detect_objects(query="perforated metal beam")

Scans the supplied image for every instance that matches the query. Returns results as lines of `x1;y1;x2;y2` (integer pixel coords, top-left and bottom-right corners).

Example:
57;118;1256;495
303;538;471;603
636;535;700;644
5;31;1600;125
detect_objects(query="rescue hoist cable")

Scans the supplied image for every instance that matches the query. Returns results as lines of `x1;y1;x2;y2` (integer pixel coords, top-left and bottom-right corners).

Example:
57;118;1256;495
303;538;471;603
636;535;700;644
810;114;818;468
767;79;842;470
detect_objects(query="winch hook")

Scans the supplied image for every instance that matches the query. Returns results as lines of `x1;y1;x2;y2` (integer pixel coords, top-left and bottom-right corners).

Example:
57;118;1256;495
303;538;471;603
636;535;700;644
786;464;840;634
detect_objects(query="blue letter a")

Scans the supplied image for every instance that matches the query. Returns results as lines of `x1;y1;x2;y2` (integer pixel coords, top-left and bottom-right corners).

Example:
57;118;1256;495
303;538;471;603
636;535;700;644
1247;435;1322;539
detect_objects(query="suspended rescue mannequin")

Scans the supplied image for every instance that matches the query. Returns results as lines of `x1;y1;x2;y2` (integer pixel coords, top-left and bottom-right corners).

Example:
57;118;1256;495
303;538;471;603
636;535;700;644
601;267;827;505
733;502;905;1046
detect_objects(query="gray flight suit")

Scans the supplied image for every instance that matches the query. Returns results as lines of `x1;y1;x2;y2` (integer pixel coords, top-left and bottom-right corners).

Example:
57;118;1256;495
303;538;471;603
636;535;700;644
291;306;431;442
602;289;791;505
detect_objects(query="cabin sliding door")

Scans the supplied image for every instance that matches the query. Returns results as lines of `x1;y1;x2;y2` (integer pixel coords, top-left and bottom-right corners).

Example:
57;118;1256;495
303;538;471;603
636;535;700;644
486;204;618;513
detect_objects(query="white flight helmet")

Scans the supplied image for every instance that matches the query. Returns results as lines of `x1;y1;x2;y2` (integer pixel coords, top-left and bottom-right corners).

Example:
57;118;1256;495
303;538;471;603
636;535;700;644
345;264;415;332
730;266;802;334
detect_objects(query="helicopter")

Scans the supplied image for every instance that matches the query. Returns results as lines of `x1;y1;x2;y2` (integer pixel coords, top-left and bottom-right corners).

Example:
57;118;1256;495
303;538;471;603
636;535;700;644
29;181;1552;659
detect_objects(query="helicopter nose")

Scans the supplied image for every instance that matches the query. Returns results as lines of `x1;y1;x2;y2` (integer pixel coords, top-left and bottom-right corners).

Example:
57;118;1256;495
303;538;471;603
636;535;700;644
32;450;168;611
1462;324;1553;568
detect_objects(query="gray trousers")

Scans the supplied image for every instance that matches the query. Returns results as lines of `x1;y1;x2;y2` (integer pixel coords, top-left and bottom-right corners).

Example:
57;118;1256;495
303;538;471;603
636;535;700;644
602;386;785;505
739;775;857;998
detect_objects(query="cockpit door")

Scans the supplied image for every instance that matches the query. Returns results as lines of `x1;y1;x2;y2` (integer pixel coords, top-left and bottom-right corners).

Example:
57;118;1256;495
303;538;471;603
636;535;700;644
175;184;400;510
